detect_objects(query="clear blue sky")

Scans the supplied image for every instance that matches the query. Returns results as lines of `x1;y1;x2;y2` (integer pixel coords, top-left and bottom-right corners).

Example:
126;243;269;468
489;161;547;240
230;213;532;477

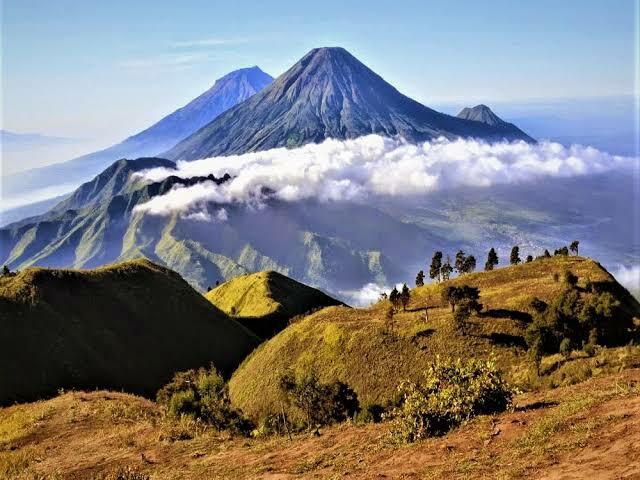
2;0;638;143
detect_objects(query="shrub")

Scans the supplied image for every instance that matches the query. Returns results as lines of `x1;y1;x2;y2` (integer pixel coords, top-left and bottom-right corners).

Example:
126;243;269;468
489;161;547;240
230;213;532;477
157;366;251;434
355;402;385;424
278;370;359;428
387;357;513;443
563;270;578;287
559;338;572;359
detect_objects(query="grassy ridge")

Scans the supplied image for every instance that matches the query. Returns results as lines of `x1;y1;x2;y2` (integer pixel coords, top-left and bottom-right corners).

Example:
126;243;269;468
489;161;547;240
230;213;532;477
229;256;640;419
205;270;342;338
0;259;259;406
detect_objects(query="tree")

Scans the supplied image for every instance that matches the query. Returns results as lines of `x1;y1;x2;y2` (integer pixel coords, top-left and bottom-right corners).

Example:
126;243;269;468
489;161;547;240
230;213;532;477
543;249;551;258
570;240;579;256
463;255;476;274
389;286;401;311
429;252;443;282
1;265;9;276
415;270;425;287
554;246;569;256
526;255;533;263
400;283;411;311
379;292;388;301
440;256;453;281
485;248;498;271
455;250;466;275
441;285;482;314
441;286;462;313
509;246;521;265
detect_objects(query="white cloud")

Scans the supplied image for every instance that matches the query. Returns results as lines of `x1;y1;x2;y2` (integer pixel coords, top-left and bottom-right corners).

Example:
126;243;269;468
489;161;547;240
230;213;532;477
613;265;640;294
133;135;635;218
339;282;408;307
118;53;213;69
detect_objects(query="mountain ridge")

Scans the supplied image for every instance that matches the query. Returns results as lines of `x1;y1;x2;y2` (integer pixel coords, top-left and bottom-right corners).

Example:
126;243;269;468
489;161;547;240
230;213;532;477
165;47;534;161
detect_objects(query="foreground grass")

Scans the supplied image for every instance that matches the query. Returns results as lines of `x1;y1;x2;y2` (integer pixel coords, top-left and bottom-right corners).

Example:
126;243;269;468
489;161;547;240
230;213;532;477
1;368;639;479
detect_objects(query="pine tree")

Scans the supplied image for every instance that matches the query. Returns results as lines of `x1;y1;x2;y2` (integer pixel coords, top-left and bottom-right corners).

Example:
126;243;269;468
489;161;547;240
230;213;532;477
441;256;453;281
570;240;579;255
400;283;410;311
429;251;443;282
543;249;551;258
510;246;521;265
454;250;466;274
415;270;425;287
485;248;498;271
1;265;9;276
389;286;401;311
463;255;476;273
526;255;533;263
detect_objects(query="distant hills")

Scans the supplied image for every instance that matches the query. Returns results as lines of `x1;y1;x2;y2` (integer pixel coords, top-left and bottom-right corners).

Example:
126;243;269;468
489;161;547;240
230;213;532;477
205;270;343;338
165;47;534;161
3;67;273;216
0;259;259;405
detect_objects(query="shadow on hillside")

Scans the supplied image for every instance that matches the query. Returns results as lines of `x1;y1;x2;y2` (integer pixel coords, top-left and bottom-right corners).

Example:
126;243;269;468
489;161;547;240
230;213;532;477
480;309;532;323
483;332;527;349
411;328;436;349
514;400;559;412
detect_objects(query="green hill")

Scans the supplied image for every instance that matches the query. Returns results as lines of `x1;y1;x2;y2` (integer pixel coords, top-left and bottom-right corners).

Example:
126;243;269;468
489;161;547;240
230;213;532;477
205;270;343;338
0;259;259;406
229;256;640;420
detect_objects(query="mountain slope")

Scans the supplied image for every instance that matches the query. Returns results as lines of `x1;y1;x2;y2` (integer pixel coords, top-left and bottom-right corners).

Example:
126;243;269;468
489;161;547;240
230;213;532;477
205;270;343;338
229;256;640;419
3;67;273;213
0;259;259;405
165;47;534;161
457;104;532;139
0;156;422;298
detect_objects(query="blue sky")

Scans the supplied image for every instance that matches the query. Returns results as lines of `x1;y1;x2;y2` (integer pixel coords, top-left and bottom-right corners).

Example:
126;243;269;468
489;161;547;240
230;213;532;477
2;0;638;144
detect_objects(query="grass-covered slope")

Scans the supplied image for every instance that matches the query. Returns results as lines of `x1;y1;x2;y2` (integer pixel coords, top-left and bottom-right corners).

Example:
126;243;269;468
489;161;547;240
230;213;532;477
0;259;259;406
229;256;640;419
205;270;343;338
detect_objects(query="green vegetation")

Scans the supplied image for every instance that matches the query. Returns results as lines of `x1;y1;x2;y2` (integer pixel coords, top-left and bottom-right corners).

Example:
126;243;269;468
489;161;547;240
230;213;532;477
387;357;513;442
205;270;341;338
229;256;639;420
485;247;499;271
278;370;359;429
0;259;259;405
156;366;250;434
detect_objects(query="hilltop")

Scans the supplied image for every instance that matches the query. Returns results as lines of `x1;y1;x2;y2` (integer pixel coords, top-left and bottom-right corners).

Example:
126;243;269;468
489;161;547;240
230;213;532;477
205;270;343;338
165;47;534;161
229;256;640;419
0;259;258;405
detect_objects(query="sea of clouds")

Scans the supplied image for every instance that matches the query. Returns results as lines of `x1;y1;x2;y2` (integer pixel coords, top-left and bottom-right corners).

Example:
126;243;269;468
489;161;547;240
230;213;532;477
133;135;635;219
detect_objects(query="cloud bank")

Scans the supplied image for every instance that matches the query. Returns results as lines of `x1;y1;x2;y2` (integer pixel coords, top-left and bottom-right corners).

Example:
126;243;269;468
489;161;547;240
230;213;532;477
614;265;640;296
134;135;634;218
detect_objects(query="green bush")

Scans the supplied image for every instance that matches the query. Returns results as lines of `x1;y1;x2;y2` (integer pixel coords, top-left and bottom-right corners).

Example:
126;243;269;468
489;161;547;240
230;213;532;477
278;370;359;428
157;366;251;434
355;402;385;424
387;357;513;443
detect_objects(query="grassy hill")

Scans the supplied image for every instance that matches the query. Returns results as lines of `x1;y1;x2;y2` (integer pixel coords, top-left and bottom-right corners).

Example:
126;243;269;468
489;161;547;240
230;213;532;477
0;259;259;406
229;256;640;420
205;270;343;338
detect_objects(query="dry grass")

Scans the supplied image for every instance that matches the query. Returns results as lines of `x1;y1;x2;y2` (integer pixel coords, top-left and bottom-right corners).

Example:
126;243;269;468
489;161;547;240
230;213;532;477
1;370;639;479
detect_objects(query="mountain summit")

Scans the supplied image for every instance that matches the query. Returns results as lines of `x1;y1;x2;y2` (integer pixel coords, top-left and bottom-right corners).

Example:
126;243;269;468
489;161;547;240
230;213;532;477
3;66;273;218
164;47;534;161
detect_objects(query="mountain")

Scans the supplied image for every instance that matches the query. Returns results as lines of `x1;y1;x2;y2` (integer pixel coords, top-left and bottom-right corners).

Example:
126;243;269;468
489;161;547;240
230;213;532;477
3;67;273;214
457;104;532;140
0;156;420;297
0;259;259;405
164;47;534;161
205;270;343;338
229;256;640;420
